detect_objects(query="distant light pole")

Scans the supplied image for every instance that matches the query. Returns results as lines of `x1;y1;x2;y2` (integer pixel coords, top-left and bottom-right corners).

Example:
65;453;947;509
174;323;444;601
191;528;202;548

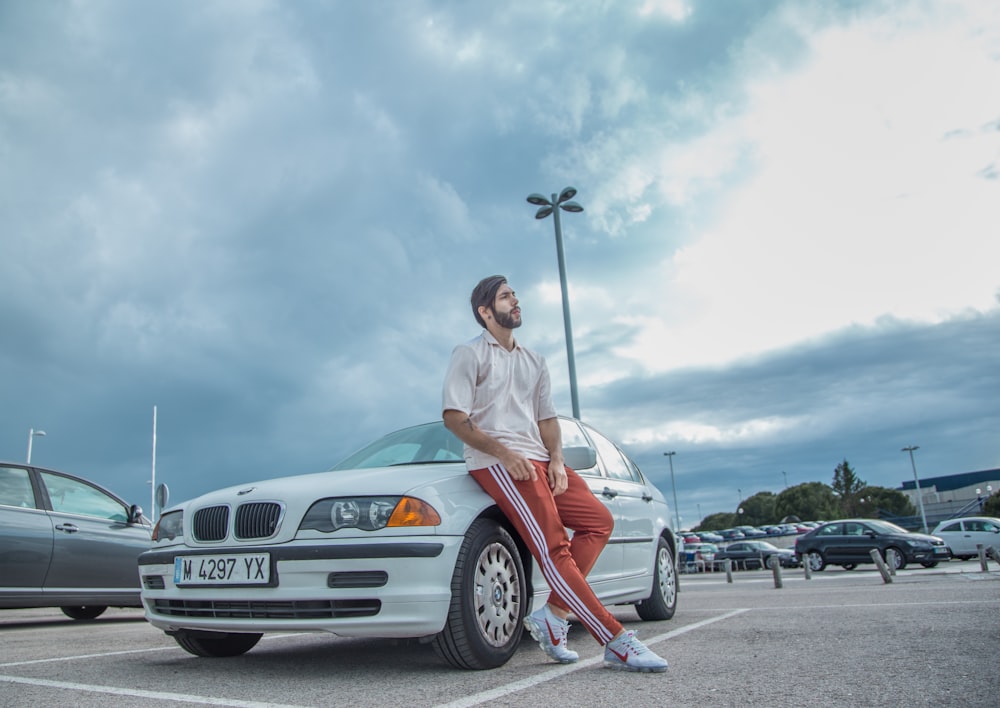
26;428;46;464
782;471;788;489
526;187;584;419
664;451;681;531
902;445;929;533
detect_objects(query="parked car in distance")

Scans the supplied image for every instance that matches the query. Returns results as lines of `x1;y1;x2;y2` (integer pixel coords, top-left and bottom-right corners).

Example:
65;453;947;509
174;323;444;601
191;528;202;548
734;525;767;538
717;529;745;540
139;418;678;670
696;531;724;543
931;517;1000;560
681;542;718;572
795;519;950;571
0;462;152;619
715;540;798;569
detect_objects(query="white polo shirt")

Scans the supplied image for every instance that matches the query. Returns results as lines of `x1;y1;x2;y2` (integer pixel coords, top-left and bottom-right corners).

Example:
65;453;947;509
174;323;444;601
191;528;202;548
442;330;558;470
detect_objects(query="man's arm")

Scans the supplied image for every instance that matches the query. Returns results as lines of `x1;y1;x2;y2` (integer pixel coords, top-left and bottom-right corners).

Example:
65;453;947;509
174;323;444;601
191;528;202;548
442;409;538;482
537;417;568;496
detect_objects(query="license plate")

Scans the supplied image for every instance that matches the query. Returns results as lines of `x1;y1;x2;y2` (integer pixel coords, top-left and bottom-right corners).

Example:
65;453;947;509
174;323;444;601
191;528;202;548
933;547;949;554
174;553;271;586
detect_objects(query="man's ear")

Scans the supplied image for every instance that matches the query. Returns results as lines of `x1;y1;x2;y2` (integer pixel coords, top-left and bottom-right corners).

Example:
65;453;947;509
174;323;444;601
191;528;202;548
478;305;492;321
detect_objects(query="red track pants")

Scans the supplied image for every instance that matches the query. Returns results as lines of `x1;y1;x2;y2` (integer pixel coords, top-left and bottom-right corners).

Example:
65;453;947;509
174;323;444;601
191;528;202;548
469;460;624;645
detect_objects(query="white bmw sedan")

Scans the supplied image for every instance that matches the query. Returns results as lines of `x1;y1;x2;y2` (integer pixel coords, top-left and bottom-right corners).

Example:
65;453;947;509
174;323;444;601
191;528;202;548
139;418;678;669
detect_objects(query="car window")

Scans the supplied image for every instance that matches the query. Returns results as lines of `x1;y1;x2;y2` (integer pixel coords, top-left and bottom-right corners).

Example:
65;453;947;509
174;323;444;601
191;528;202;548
40;471;129;522
939;521;961;533
966;520;987;532
985;521;1000;533
584;426;638;482
0;466;36;508
817;523;843;536
845;523;865;536
558;419;599;476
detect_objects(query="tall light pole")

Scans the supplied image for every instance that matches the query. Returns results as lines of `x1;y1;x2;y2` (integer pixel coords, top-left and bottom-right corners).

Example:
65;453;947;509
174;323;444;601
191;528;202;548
782;471;788;489
664;451;680;531
26;428;46;464
902;445;929;533
527;187;584;419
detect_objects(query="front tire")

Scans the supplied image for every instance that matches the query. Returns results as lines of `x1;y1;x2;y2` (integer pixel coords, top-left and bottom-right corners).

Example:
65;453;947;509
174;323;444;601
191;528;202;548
432;518;526;670
171;630;262;657
805;550;826;571
885;546;907;570
61;606;107;620
636;536;677;621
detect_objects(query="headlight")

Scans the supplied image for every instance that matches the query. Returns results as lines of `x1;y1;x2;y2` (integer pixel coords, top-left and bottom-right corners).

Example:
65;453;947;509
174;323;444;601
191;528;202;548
152;510;183;542
300;496;441;532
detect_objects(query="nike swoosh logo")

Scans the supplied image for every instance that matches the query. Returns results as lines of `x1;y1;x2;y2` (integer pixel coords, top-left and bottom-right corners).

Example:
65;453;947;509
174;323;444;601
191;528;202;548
609;647;629;662
545;620;561;646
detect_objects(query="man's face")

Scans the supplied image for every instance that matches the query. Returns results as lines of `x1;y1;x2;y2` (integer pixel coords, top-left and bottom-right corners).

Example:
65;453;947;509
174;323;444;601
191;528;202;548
489;283;521;329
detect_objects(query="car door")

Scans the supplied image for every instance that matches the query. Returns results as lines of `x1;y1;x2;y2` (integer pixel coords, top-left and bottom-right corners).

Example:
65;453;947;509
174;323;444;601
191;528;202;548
38;470;151;592
813;522;847;562
557;419;622;584
842;522;875;562
582;423;658;581
0;465;53;597
964;519;1000;555
935;520;970;556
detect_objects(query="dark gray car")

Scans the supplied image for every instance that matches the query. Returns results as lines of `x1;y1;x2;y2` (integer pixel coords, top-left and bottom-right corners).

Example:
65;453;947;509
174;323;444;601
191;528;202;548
794;519;950;571
0;463;151;619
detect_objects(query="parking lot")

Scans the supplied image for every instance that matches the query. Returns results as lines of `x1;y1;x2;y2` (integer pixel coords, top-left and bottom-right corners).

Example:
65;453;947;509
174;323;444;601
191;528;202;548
2;560;998;707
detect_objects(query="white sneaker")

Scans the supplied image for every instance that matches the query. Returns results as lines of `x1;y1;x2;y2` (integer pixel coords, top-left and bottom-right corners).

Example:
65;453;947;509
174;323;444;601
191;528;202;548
523;605;579;663
603;630;668;673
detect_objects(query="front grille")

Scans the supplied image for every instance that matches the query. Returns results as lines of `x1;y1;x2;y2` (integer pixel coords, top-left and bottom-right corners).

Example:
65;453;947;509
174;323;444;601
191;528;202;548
151;598;380;620
235;502;282;540
143;575;165;590
327;571;388;588
193;505;230;541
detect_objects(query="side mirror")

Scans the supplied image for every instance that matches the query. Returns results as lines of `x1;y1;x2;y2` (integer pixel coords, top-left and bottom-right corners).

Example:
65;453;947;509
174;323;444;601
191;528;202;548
563;446;597;470
128;504;144;524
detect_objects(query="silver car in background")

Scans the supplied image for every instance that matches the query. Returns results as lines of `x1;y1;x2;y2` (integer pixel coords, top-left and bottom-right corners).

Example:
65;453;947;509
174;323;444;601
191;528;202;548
0;462;152;619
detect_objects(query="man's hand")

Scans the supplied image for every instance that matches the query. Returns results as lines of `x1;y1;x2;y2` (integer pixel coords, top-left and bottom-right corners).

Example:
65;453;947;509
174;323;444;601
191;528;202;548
547;460;568;496
500;451;538;482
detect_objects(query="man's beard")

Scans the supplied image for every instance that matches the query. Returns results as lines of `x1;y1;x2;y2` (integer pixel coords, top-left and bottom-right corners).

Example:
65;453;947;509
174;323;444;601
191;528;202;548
494;309;522;329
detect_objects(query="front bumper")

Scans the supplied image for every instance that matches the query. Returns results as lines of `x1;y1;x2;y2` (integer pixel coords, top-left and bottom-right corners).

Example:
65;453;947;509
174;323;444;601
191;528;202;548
139;536;463;637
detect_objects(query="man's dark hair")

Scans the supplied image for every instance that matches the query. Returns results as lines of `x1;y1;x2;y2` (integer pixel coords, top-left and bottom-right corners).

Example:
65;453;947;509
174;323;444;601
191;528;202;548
471;275;507;328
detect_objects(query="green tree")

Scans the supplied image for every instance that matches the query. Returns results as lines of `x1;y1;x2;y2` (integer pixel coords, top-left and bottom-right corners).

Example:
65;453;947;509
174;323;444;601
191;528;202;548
858;486;915;518
832;459;866;517
983;490;1000;517
775;482;839;522
695;512;738;531
736;492;777;526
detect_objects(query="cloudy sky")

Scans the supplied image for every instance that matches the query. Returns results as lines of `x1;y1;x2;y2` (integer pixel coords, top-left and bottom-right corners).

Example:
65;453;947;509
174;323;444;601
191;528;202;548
2;0;998;529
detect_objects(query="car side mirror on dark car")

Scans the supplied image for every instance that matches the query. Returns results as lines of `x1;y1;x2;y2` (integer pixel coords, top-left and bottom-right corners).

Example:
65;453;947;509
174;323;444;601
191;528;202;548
563;446;597;471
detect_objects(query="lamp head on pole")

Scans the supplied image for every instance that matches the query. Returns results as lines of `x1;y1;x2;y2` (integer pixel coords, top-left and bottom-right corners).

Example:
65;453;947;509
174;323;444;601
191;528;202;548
526;193;552;207
557;186;577;203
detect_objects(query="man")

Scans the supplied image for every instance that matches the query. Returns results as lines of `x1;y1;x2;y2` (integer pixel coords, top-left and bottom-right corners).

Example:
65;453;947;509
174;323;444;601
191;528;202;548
442;275;668;673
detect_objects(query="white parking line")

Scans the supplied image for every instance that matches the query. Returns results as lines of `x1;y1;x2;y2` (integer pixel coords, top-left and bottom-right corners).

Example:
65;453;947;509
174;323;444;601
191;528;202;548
432;608;750;708
0;674;310;707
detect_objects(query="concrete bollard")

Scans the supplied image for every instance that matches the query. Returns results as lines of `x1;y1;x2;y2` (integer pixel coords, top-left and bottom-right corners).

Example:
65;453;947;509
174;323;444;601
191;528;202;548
978;544;988;572
886;548;897;576
725;559;733;583
802;555;812;580
987;546;1000;567
772;557;783;589
870;548;893;583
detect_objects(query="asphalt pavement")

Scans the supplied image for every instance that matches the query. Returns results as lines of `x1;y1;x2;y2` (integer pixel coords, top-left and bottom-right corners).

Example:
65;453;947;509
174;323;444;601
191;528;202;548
2;560;998;707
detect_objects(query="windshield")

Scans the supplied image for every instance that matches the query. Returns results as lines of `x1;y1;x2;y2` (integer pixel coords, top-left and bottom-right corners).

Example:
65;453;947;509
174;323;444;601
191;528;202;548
331;422;465;470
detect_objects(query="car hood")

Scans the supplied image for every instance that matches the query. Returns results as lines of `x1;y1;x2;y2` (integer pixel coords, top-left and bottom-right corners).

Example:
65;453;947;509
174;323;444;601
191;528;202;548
166;461;477;514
